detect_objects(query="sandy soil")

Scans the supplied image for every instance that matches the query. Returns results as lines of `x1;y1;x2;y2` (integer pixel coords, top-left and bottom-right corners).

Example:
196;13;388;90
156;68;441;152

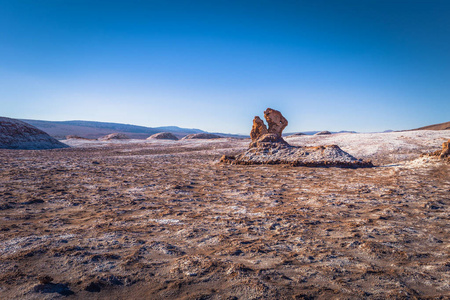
0;131;449;299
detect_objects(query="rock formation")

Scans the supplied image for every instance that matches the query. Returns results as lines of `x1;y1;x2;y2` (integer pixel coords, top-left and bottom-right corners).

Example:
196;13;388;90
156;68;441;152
428;139;450;161
422;140;450;162
439;140;450;159
264;108;288;135
249;108;289;148
181;133;222;140
147;132;179;140
250;117;268;141
221;109;372;168
99;133;130;141
439;139;449;159
0;117;69;150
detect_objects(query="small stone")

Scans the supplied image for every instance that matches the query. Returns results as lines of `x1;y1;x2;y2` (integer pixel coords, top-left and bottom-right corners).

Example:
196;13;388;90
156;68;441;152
38;275;53;284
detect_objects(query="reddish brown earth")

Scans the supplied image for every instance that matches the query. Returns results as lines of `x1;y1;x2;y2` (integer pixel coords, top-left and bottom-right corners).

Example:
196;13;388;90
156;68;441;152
0;135;449;299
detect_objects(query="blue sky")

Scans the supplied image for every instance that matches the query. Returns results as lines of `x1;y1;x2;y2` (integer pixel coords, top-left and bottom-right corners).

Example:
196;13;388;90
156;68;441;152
1;0;449;134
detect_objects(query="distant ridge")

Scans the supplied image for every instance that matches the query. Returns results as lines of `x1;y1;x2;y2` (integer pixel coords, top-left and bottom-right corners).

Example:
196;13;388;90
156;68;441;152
412;121;450;131
20;119;205;140
19;119;248;140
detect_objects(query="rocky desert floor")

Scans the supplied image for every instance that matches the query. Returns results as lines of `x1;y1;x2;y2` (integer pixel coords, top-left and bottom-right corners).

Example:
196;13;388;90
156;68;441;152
0;131;449;299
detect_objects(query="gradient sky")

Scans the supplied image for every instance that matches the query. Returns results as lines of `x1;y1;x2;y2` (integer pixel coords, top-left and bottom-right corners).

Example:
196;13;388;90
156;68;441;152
1;0;449;134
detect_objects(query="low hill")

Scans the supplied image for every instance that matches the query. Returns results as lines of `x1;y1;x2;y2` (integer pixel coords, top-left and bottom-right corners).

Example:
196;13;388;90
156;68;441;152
0;117;69;149
412;121;450;131
20;119;205;140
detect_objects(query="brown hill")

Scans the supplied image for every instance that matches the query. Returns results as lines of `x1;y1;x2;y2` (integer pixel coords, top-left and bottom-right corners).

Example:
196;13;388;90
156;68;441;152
413;121;450;131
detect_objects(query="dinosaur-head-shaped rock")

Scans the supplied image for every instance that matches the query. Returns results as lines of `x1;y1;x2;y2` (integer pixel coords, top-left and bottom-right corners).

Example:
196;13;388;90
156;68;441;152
264;108;288;136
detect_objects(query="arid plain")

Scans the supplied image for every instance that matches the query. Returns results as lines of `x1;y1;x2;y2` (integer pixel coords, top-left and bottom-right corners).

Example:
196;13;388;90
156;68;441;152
0;131;449;299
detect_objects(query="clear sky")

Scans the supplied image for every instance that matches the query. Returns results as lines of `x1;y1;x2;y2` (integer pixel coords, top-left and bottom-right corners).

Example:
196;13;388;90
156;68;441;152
1;0;449;134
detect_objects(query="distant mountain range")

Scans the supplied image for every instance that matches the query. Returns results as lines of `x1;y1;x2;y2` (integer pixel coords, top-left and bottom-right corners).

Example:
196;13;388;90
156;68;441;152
20;119;206;140
19;119;247;140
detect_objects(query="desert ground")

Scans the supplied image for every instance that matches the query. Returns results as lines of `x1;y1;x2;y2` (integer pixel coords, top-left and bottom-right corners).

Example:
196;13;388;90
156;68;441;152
0;131;449;299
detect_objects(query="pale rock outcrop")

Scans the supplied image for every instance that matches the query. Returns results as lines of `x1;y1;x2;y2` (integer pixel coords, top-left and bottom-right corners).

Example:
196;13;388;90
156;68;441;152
0;117;68;150
66;135;92;140
181;133;222;140
289;132;306;137
314;131;332;135
147;132;179;140
99;133;130;141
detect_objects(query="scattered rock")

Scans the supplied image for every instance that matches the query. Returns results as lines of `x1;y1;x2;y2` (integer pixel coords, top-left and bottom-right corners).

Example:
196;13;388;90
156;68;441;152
314;131;332;135
0;117;69;150
147;132;179;140
84;281;102;292
99;133;130;141
181;133;222;140
38;275;53;284
34;283;74;296
22;199;45;205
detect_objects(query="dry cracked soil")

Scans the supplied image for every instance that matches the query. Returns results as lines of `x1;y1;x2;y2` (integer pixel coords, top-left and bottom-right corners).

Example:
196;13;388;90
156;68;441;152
0;132;449;299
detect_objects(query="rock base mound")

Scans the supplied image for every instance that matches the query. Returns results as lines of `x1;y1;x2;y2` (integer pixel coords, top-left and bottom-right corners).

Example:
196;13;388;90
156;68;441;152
99;133;130;141
147;132;179;140
221;144;373;168
181;133;222;140
249;133;289;148
0;117;69;150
